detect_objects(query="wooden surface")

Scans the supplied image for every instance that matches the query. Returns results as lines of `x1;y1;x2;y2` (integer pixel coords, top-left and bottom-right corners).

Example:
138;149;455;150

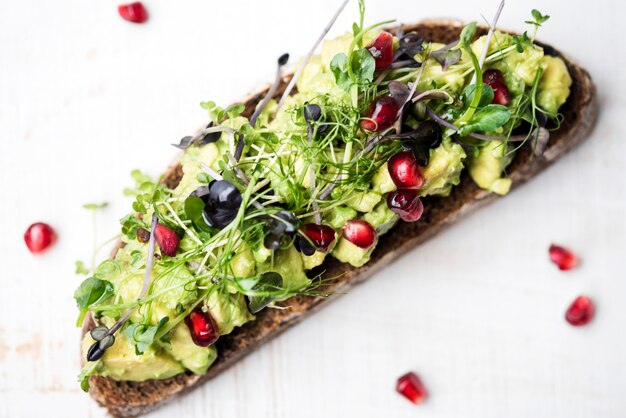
1;1;624;417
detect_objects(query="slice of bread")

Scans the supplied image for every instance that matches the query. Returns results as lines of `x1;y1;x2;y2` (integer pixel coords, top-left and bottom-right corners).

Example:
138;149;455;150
83;20;597;417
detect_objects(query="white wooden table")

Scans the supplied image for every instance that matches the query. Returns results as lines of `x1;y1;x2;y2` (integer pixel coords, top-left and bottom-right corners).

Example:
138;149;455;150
1;0;624;417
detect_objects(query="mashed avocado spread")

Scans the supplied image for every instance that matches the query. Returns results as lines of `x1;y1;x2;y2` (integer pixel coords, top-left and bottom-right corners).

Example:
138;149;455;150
76;6;571;388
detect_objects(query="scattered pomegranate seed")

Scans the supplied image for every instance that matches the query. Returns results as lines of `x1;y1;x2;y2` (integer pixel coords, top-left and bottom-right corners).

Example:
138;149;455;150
300;223;336;252
154;223;180;257
483;69;511;106
565;295;595;326
549;244;580;271
396;372;428;404
387;189;424;222
184;306;220;346
360;96;398;132
342;219;376;249
366;32;394;69
387;151;424;190
24;222;57;254
118;2;148;24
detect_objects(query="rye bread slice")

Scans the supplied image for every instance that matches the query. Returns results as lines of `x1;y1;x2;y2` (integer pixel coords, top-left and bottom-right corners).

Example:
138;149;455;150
83;20;597;417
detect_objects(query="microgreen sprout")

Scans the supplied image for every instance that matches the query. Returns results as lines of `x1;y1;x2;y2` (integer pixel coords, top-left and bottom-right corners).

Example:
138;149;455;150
276;0;350;111
476;0;506;73
525;9;550;41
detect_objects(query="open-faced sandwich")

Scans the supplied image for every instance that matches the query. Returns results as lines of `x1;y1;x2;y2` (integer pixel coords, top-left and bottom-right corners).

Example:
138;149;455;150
75;1;596;416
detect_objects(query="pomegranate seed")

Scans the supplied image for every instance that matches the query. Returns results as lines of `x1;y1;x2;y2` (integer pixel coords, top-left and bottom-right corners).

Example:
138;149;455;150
387;189;424;222
154;223;180;257
184;306;219;346
342;220;376;249
301;223;336;252
366;32;394;69
24;222;57;254
118;2;148;24
360;96;398;132
483;69;511;106
387;151;423;190
565;295;595;326
549;244;580;271
396;372;428;404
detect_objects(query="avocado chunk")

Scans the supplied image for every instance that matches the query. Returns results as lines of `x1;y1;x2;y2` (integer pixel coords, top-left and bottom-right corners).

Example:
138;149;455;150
323;205;357;229
205;289;254;335
302;250;327;270
371;163;396;194
82;331;184;382
230;243;256;278
332;237;372;267
469;140;513;195
419;138;467;197
175;143;221;201
497;44;545;86
169;323;217;375
537;56;572;114
258;246;311;292
346;190;382;213
363;202;399;235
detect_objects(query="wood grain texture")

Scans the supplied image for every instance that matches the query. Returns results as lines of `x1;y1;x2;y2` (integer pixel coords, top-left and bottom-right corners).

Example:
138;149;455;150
85;20;597;417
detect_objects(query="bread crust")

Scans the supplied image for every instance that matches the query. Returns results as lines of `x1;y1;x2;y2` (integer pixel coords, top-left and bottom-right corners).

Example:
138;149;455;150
83;20;598;417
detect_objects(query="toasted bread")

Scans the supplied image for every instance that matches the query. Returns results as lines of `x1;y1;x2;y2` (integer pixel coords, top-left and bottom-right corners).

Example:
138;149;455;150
83;20;597;417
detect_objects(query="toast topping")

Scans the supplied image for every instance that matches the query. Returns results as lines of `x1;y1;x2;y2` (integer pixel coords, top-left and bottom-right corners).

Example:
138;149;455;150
76;1;573;387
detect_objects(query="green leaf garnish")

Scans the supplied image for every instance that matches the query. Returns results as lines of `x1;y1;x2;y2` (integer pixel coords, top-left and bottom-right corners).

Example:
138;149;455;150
330;53;351;90
458;105;512;137
430;48;461;71
184;195;212;233
330;49;375;91
460;21;477;47
248;272;283;314
120;213;146;239
74;276;114;325
462;83;495;108
526;9;550;25
525;9;550;40
123;317;170;355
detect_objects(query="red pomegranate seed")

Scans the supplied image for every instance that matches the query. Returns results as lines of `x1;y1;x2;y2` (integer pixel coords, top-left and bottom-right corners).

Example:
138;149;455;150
24;222;57;254
366;32;394;69
483;69;511;106
396;372;428;404
301;223;336;252
387;189;424;222
184;306;220;346
154;223;180;257
565;295;595;326
118;2;148;24
549;244;580;271
342;220;376;249
387;151;424;190
360;96;398;132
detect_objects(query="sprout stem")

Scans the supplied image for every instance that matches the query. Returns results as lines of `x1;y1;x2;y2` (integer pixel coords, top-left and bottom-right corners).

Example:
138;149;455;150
474;0;506;83
250;54;289;128
424;106;526;142
276;0;350;111
106;213;158;337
